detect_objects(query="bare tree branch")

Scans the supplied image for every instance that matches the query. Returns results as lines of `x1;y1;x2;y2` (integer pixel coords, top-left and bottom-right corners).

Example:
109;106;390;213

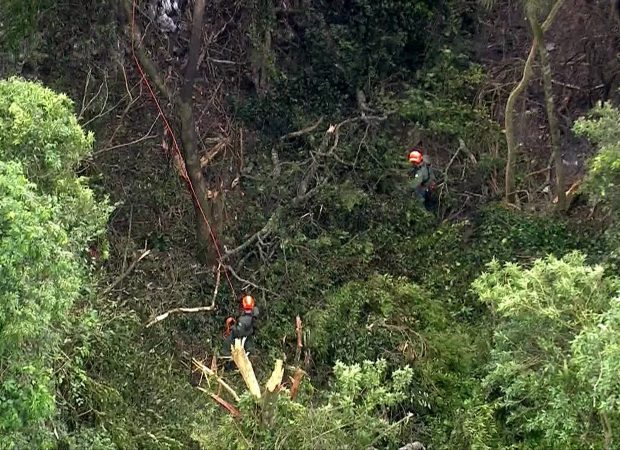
225;114;385;263
145;264;221;327
222;264;276;295
92;114;160;157
121;0;174;105
103;249;151;295
193;358;240;401
280;116;324;141
145;304;216;328
222;210;280;260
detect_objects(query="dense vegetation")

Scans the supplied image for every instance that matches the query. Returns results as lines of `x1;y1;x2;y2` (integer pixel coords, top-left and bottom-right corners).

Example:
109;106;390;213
1;0;619;449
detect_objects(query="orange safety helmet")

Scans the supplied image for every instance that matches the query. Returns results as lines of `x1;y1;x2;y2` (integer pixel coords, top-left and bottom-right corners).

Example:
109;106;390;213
241;294;255;312
408;149;423;165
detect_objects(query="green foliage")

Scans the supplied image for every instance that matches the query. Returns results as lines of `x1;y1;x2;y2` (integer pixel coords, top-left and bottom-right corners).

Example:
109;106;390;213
194;359;414;449
399;49;501;144
573;102;620;262
236;0;467;126
0;0;50;53
307;275;443;366
0;77;93;180
313;0;436;86
474;252;620;448
0;79;110;448
54;308;204;450
439;396;502;450
572;297;620;417
573;102;620;208
406;204;600;314
0;77;110;255
0;162;81;448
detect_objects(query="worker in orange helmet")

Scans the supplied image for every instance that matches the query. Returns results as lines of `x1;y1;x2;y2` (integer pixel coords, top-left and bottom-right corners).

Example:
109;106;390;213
222;294;260;357
408;148;436;210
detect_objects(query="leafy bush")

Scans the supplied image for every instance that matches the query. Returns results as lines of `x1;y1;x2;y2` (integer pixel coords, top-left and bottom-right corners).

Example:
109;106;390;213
573;102;620;263
54;308;204;450
194;359;415;449
0;78;110;448
307;275;437;366
474;252;620;448
573;102;620;209
0;160;81;447
0;77;110;255
398;49;501;147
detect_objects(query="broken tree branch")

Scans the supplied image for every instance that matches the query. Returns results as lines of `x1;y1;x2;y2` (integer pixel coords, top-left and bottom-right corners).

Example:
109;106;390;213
102;249;151;295
265;359;284;393
261;359;285;425
289;367;306;401
226;114;386;263
221;264;276;295
295;315;303;362
193;358;241;402
145;304;216;328
145;265;221;327
231;338;262;399
280;116;324;141
222;209;280;260
205;391;241;418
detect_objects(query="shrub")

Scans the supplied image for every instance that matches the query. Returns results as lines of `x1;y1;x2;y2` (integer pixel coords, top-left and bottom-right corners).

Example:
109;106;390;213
0;78;110;448
474;252;620;448
0;160;81;447
193;359;415;449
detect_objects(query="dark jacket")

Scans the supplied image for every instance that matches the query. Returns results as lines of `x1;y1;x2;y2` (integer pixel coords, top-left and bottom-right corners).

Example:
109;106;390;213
230;308;259;339
410;161;435;201
222;307;259;355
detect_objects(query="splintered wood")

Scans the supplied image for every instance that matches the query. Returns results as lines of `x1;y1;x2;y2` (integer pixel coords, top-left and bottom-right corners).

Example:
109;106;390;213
231;338;262;399
289;368;306;401
193;358;240;402
265;359;284;394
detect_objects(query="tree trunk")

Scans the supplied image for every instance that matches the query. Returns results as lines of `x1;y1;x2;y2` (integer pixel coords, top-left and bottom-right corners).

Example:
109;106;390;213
179;0;222;264
528;4;567;211
503;0;566;205
504;42;537;205
121;0;222;264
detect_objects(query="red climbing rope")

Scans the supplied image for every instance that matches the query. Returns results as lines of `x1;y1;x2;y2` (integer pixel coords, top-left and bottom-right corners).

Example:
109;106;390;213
130;0;236;298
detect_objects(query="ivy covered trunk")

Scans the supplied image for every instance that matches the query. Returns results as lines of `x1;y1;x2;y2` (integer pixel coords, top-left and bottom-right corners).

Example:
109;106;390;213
504;44;536;205
528;3;566;211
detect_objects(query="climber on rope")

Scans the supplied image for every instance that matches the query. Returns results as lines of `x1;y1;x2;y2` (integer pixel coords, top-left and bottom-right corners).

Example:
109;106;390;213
221;294;260;357
408;148;437;210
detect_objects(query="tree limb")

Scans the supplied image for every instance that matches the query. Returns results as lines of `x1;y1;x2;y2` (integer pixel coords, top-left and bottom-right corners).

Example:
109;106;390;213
295;315;303;362
181;0;205;102
145;305;216;328
221;264;276;295
280;116;324;141
222;209;281;260
93;114;160;156
193;358;240;402
121;0;173;105
102;249;151;295
265;359;284;393
145;266;221;327
503;0;566;204
289;367;306;400
231;339;262;399
208;392;241;418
